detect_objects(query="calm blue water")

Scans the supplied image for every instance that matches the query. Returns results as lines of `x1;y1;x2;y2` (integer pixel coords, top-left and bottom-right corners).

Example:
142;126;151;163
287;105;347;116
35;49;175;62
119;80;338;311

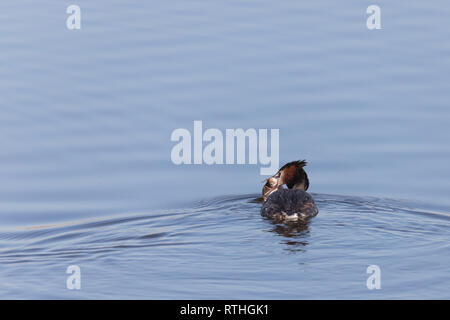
0;0;449;299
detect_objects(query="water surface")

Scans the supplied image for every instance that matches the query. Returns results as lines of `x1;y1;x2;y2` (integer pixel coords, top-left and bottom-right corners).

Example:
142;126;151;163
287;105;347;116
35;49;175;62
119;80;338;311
0;0;449;298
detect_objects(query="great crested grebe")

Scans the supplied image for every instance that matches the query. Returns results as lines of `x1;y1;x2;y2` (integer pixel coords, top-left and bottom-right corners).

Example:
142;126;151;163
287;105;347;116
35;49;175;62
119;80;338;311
261;160;318;221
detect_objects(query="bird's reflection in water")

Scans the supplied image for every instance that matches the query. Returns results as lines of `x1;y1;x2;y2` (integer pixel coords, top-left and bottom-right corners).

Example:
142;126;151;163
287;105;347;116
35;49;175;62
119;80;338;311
268;221;310;253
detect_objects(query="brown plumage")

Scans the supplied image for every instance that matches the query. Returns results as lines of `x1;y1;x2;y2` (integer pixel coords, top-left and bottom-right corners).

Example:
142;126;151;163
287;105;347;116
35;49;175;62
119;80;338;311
260;160;318;222
261;189;318;221
277;160;309;190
